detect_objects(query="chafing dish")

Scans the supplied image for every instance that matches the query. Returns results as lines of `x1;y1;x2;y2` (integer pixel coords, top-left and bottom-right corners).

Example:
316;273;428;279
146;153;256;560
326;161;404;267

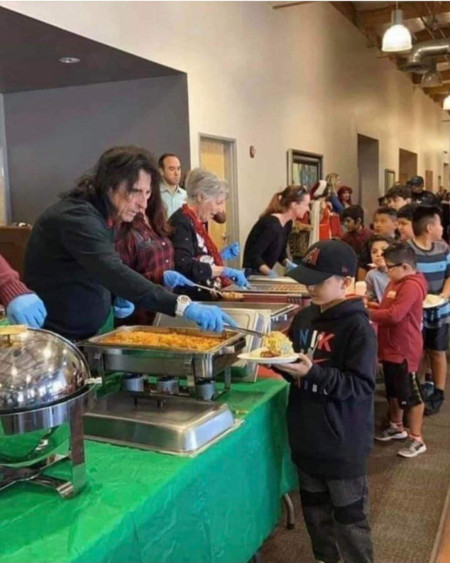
0;327;96;498
224;279;309;306
84;392;237;455
81;326;245;455
81;326;246;397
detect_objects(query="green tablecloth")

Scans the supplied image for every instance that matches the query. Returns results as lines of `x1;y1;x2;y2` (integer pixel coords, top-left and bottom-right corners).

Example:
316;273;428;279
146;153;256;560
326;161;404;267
0;378;297;563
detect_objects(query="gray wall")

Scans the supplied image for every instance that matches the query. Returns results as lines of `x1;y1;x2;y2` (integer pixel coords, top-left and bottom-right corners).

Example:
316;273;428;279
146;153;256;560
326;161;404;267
4;75;190;222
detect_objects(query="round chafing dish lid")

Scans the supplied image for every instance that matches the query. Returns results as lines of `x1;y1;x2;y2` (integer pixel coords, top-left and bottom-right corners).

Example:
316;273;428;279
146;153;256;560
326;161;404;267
0;327;90;412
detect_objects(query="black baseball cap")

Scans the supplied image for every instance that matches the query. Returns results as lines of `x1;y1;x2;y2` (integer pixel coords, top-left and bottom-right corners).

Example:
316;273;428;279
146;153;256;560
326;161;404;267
409;175;424;186
288;240;357;285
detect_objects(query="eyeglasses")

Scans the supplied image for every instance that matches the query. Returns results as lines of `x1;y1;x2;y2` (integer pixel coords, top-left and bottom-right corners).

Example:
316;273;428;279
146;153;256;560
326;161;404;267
385;263;403;271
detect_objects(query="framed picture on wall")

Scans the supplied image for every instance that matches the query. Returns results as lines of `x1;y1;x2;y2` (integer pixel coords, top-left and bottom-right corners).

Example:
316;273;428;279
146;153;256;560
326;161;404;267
384;169;395;193
287;150;323;188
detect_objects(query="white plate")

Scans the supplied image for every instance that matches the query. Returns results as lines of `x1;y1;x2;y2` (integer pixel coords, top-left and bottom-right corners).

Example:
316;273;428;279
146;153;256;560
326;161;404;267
238;347;299;365
423;295;448;309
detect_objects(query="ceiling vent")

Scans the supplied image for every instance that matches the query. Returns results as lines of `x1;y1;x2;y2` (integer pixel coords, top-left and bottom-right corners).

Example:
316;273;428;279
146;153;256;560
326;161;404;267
399;38;450;73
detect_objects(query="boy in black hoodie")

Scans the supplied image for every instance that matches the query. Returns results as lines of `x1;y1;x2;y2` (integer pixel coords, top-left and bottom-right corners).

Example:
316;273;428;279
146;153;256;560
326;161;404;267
273;240;376;563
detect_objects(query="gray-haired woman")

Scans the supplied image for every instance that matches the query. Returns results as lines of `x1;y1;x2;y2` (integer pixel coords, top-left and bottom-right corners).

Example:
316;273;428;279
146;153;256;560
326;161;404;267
169;168;248;300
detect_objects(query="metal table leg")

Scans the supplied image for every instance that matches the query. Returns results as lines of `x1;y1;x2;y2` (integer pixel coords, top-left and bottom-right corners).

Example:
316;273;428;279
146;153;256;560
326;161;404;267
282;492;296;530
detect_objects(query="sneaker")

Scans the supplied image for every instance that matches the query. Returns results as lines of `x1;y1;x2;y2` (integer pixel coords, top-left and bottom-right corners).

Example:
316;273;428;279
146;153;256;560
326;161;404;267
375;426;408;441
424;391;444;416
397;438;427;458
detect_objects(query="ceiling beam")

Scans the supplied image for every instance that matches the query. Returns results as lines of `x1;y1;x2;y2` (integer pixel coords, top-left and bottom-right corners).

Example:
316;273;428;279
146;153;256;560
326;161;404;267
330;2;357;25
413;68;450;84
356;2;450;28
423;84;450;94
414;25;450;42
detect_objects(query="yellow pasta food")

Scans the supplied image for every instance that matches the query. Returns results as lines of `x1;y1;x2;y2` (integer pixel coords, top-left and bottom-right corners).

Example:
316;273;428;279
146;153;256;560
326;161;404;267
98;330;226;351
261;331;294;357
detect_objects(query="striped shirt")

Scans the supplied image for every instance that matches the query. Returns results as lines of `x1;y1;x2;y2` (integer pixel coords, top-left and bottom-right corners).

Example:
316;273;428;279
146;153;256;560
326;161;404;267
409;239;450;328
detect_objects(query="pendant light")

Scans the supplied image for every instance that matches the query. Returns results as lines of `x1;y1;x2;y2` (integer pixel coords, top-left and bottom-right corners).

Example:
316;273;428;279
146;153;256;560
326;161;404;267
443;95;450;110
382;6;412;53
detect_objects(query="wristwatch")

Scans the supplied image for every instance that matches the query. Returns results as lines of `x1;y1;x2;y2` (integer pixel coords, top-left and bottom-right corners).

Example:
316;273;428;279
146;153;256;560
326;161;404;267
175;295;192;317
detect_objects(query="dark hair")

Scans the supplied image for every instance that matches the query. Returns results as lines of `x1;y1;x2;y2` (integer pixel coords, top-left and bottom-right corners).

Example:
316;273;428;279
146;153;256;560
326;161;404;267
383;241;417;269
412;205;442;236
261;185;308;217
367;234;395;252
158;153;180;169
387;185;412;201
341;204;364;224
337;185;353;205
68;146;160;219
397;202;419;221
374;207;397;220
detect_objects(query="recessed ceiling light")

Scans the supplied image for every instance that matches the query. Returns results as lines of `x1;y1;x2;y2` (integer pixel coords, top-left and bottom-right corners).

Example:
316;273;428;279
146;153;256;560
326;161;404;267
59;57;80;64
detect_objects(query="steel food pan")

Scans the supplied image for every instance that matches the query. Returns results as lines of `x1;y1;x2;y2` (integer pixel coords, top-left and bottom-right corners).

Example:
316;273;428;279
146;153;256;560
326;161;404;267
80;326;246;379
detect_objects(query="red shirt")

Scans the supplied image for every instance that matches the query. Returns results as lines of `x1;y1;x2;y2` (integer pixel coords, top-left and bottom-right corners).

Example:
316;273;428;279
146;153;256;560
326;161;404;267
115;214;174;325
341;227;373;256
0;254;31;307
115;214;174;285
369;273;427;372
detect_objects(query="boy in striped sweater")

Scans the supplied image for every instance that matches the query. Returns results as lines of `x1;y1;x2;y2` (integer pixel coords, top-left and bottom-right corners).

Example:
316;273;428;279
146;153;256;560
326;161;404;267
409;206;450;415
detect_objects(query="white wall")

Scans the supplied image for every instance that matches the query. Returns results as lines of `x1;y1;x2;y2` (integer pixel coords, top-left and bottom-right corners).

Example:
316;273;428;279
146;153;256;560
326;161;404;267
2;0;447;241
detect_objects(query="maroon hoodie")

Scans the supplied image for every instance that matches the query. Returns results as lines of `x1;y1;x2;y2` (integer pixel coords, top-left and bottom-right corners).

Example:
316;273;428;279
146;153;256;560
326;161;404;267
369;273;427;372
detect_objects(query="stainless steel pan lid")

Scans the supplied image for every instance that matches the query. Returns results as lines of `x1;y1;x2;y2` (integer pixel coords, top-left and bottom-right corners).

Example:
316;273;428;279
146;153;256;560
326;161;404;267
0;328;90;412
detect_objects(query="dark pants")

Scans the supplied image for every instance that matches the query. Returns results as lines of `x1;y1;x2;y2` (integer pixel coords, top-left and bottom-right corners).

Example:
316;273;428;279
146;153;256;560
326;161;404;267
297;468;373;563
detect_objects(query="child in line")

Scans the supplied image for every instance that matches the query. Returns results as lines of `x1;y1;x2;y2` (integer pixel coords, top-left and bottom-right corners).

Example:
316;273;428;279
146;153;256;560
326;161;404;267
273;240;376;563
341;205;373;257
386;185;412;211
373;207;398;238
365;235;393;306
397;203;418;242
358;207;397;280
409;205;450;415
370;242;427;457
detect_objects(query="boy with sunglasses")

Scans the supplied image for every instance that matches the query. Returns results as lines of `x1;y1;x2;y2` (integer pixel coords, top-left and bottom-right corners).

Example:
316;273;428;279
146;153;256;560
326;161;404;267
369;242;428;457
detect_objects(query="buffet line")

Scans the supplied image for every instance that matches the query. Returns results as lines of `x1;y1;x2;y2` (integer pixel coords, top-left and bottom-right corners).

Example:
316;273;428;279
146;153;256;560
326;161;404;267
0;277;309;499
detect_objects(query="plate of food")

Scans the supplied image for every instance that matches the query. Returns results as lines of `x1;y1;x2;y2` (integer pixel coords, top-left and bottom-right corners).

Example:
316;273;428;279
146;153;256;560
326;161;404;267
423;294;448;309
238;331;298;364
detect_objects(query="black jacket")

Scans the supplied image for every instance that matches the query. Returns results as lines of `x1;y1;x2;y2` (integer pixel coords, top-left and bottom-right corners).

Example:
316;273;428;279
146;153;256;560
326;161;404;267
243;215;292;270
24;197;177;340
282;298;377;479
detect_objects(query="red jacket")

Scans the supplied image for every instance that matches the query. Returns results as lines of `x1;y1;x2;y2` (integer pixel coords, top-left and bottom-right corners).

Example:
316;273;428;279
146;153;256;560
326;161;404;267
0;254;31;307
369;273;427;372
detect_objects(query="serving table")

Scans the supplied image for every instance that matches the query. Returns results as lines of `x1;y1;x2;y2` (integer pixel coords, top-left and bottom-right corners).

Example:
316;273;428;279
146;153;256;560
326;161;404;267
0;378;297;563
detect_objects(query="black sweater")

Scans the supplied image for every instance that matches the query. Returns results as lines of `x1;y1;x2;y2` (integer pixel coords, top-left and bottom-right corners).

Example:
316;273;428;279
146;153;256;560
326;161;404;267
24;197;177;340
281;298;377;479
243;215;292;270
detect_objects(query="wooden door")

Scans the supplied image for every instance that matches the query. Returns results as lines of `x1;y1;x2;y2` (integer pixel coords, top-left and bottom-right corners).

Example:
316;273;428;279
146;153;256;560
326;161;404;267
199;138;229;251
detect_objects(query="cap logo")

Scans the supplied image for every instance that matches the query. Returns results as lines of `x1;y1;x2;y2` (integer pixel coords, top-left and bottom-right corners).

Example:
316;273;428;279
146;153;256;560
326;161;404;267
342;266;348;274
304;247;320;266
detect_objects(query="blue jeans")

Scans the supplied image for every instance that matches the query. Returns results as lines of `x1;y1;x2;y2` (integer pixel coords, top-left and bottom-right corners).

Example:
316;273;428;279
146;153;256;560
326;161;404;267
297;468;373;563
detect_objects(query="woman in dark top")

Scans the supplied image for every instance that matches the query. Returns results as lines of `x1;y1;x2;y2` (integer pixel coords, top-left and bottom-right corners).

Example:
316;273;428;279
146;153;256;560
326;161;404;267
243;185;310;277
169;168;248;300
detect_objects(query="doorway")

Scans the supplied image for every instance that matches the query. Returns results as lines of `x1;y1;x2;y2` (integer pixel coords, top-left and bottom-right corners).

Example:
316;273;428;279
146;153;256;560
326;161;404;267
199;135;239;266
357;134;380;221
399;149;418;184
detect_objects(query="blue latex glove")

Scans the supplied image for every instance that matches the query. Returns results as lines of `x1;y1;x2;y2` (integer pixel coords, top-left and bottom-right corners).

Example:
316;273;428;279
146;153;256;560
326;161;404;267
184;303;238;333
266;269;278;278
284;259;297;272
163;270;195;289
220;242;240;260
222;267;249;288
113;297;135;319
6;293;47;328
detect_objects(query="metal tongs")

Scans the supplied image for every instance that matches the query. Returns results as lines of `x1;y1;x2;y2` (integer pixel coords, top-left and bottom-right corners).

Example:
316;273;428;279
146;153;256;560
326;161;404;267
223;324;266;338
191;282;225;298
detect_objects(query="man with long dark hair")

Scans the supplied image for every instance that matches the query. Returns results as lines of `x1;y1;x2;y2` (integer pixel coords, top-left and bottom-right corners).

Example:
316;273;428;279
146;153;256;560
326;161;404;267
24;146;235;340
